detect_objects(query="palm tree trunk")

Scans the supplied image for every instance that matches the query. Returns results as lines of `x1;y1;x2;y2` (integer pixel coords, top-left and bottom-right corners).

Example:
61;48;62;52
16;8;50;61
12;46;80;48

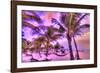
67;34;74;60
45;38;49;57
39;50;42;58
73;36;80;60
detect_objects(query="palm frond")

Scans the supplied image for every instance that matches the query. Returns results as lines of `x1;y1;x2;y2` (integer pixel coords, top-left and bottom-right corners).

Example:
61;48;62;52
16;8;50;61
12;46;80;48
60;13;66;24
76;13;89;25
22;21;42;34
74;24;90;36
77;24;90;29
22;10;43;24
30;11;43;24
51;18;66;32
22;21;36;28
51;34;62;40
60;13;69;27
74;30;83;36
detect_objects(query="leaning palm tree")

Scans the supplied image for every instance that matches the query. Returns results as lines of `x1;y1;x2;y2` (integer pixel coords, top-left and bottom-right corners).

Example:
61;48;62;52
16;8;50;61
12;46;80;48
33;36;47;57
51;16;74;60
61;13;75;60
42;26;63;56
31;26;63;61
52;13;90;60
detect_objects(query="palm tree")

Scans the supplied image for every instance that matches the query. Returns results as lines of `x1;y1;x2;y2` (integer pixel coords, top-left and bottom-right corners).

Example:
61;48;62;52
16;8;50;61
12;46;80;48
52;13;90;60
33;36;47;58
72;23;89;60
66;13;78;60
41;26;63;56
51;16;74;60
22;39;33;53
62;13;90;60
